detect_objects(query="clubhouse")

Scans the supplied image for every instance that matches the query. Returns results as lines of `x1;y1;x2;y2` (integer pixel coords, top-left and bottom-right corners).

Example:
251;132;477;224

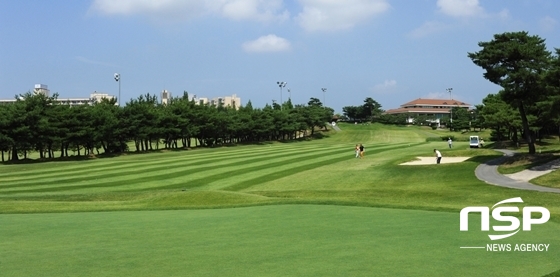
384;98;471;126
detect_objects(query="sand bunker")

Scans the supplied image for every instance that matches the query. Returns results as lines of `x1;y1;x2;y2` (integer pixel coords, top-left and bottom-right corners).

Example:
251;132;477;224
400;157;471;165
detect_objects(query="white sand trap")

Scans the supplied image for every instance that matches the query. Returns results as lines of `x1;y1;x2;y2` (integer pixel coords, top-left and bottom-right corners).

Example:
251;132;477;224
400;157;471;165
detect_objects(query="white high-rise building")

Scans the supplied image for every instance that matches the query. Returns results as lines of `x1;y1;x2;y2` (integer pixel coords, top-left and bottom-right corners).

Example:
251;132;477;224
33;84;50;97
161;90;172;105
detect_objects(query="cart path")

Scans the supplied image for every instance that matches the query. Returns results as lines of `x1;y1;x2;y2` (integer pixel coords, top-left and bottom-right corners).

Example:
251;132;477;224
474;149;560;193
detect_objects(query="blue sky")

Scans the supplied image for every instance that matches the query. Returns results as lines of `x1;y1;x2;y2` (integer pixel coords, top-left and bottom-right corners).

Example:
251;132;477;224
1;0;559;113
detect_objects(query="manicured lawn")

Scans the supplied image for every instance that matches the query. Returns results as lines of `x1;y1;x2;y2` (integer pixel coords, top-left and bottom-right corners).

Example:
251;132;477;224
1;123;559;276
1;205;559;277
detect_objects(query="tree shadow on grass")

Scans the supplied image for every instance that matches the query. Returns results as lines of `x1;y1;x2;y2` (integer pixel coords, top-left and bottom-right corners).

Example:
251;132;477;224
465;155;504;165
0;134;331;165
542;268;560;277
0;148;195;165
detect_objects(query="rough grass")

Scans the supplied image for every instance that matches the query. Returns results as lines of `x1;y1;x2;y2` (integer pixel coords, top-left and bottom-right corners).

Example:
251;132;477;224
497;153;560;174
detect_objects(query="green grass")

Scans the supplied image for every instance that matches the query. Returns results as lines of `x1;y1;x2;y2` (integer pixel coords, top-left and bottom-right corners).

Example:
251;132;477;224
2;205;560;277
1;122;559;276
533;169;560;188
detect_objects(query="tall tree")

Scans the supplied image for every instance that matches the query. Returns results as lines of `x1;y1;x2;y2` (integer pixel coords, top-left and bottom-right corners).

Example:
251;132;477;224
0;105;14;161
468;31;552;153
342;106;362;122
544;48;560;138
480;92;525;142
362;97;383;120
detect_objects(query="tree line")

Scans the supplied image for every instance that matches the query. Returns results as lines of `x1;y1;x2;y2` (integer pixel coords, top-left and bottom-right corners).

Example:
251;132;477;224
470;31;560;153
0;92;333;161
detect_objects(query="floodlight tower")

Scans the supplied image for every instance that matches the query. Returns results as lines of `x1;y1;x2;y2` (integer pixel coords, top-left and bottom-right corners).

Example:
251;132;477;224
114;73;121;106
321;88;327;107
446;87;453;126
277;81;287;109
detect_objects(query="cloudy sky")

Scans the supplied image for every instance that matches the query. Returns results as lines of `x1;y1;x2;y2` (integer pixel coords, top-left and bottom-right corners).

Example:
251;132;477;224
1;0;559;112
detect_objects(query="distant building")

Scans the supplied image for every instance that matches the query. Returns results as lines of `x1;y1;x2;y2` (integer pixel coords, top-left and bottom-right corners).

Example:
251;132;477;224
194;96;209;106
192;94;241;110
33;84;50;96
89;92;116;104
0;84;116;106
48;92;116;106
384;98;471;126
161;90;172;105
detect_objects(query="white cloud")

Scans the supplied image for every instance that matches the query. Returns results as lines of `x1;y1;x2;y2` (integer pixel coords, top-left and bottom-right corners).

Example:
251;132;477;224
407;21;449;38
436;0;485;18
372;79;397;93
89;0;288;23
539;16;557;32
89;0;203;19
218;0;289;22
497;9;510;20
242;35;291;53
295;0;390;32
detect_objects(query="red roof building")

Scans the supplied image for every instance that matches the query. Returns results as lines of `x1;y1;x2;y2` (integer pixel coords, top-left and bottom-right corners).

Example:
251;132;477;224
385;98;471;125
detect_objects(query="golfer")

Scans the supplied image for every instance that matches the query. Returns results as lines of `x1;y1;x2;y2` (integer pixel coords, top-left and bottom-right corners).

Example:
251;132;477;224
359;144;365;158
434;149;442;164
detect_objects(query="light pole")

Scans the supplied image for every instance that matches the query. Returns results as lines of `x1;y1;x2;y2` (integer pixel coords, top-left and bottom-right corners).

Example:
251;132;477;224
287;88;291;101
114;73;121;106
277;81;287;109
321;88;327;107
446;87;453;127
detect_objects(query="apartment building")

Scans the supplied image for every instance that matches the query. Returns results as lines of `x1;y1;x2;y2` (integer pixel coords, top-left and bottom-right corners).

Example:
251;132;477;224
0;84;117;106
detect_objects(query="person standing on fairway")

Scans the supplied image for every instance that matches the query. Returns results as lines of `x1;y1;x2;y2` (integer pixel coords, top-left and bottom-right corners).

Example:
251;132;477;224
448;138;452;148
355;144;360;158
359;144;365;158
434;149;442;164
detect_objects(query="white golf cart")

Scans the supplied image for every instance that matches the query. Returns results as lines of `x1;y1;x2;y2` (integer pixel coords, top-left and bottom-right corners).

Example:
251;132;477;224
469;136;480;148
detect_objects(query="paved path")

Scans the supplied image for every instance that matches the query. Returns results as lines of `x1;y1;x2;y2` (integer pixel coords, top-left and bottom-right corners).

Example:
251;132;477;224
330;124;342;132
474;149;560;193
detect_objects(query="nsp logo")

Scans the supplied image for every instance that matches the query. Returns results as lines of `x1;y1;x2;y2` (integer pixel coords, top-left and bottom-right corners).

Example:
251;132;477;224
460;197;550;240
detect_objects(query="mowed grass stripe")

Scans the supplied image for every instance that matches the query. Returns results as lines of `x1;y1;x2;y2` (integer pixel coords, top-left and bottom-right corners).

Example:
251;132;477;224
0;144;354;194
132;147;360;192
135;141;410;190
0;141;402;193
0;142;402;194
0;143;347;189
0;143;332;189
0;143;326;179
223;144;416;191
0;141;332;178
0;144;318;183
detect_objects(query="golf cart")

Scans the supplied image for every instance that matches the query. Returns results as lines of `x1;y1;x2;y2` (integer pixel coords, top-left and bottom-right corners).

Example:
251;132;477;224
469;136;480;148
